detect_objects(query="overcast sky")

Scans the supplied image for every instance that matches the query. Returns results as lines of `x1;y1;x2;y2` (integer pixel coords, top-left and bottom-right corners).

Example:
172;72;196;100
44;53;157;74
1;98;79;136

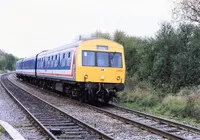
0;0;173;58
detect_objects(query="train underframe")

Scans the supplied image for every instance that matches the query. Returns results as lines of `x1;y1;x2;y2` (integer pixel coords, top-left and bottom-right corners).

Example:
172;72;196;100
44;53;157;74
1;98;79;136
16;74;125;104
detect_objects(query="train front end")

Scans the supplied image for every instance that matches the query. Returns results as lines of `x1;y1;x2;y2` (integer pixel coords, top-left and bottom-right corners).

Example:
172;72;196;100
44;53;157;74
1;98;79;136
76;39;126;103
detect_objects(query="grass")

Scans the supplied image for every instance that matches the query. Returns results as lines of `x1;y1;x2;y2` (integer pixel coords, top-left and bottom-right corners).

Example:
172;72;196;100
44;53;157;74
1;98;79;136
0;70;6;74
0;125;5;133
118;79;200;127
161;95;187;117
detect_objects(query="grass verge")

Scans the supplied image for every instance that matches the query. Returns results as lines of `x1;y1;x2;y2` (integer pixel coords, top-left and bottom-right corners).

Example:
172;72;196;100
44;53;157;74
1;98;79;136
0;125;5;133
118;79;200;127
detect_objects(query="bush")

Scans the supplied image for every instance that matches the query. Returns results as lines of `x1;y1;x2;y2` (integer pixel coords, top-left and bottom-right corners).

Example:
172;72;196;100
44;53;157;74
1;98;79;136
160;93;200;121
119;89;145;103
125;76;137;91
185;94;200;121
119;81;160;107
193;99;200;122
139;93;160;107
0;125;5;133
178;88;193;96
161;95;187;117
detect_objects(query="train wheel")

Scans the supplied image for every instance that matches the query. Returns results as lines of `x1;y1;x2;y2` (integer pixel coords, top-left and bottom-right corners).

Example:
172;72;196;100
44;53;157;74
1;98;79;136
69;91;73;99
52;82;56;91
38;80;42;87
88;89;96;104
79;93;85;103
41;80;45;89
103;96;111;104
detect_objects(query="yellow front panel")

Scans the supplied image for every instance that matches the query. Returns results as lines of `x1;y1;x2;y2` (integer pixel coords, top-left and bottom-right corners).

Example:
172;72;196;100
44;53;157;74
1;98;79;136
75;39;126;83
76;67;125;83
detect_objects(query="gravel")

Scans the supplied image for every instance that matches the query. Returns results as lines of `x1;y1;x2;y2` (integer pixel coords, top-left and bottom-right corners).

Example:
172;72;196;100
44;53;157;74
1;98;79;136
0;75;47;140
104;107;200;139
9;73;164;140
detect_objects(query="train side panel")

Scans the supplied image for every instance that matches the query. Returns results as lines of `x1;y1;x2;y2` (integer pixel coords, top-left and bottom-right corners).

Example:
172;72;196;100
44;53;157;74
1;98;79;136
36;47;77;81
16;57;36;78
16;59;23;75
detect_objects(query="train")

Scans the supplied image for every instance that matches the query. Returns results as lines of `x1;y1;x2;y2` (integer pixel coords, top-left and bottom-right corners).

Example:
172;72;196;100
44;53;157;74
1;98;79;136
16;37;126;104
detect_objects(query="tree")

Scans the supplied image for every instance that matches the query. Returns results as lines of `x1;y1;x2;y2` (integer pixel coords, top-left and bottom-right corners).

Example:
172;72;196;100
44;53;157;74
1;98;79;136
5;54;16;70
113;30;127;46
173;0;200;24
92;31;111;39
0;53;18;71
0;55;6;70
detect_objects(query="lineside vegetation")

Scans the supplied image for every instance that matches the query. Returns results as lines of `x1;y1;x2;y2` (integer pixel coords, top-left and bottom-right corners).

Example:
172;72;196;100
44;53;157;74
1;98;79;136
93;22;200;123
0;50;18;72
0;125;5;133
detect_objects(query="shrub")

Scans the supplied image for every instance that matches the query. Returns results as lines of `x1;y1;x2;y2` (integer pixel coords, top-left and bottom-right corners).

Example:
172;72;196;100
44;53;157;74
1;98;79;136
193;99;200;122
125;76;137;91
161;95;187;117
0;126;5;133
118;91;129;102
139;93;160;107
119;81;160;107
185;94;200;121
119;89;145;103
178;88;193;96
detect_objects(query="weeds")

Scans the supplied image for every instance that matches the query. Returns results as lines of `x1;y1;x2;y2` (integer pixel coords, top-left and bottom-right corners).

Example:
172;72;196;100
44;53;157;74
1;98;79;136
161;95;187;117
0;126;5;133
119;79;200;124
119;81;160;108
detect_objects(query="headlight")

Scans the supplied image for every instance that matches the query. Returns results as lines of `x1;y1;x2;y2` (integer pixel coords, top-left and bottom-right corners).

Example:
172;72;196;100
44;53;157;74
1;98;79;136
116;76;120;80
84;74;88;79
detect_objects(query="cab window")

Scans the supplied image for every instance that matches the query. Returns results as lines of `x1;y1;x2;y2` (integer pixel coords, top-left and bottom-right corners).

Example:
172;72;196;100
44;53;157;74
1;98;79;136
110;53;122;68
82;51;95;66
82;50;123;68
97;52;109;67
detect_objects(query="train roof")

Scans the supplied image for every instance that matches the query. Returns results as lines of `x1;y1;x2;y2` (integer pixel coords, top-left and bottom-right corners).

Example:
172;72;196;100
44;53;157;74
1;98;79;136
16;38;123;61
23;56;36;61
38;40;82;56
38;39;123;56
80;39;123;48
16;59;24;64
16;56;36;63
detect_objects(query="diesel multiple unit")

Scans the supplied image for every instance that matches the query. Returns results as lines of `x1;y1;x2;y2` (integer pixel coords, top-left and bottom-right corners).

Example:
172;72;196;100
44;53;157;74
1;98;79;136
16;38;126;104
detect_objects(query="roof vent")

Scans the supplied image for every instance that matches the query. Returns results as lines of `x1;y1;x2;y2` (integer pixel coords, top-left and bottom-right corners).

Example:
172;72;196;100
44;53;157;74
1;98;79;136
74;35;95;42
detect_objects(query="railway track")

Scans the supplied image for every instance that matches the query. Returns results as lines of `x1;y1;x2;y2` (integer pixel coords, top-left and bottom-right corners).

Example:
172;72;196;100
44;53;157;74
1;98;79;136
8;73;200;139
1;74;112;140
83;102;200;140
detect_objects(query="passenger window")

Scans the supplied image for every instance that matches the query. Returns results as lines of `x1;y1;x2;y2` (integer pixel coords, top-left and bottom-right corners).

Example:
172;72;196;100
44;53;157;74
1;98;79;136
43;58;46;68
60;53;67;68
38;59;41;68
66;52;72;67
54;54;59;68
42;57;45;68
45;57;49;68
